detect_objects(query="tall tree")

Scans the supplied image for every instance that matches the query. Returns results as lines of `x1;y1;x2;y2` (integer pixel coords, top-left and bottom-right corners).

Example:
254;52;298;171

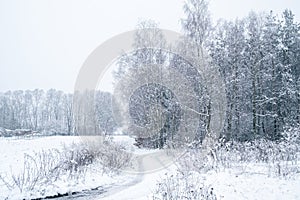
181;0;214;138
182;0;212;57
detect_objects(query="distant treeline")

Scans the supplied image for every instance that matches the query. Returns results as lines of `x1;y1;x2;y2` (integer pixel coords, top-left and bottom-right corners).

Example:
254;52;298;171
0;89;116;135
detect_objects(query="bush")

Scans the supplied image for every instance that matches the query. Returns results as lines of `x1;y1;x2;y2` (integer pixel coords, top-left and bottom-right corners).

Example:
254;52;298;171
177;134;300;178
80;136;133;172
0;150;61;193
153;172;217;200
98;141;132;172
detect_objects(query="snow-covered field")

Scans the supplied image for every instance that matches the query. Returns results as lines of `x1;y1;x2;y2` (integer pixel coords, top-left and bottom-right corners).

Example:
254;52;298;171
0;136;137;199
0;136;80;175
0;136;300;200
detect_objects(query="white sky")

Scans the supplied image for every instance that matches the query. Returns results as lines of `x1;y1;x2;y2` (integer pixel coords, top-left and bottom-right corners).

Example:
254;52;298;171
0;0;299;93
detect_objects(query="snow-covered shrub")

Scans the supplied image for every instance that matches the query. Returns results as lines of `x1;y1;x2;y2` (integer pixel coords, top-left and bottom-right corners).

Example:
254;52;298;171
176;130;300;178
60;143;94;175
152;172;217;200
96;138;133;173
62;137;132;173
0;150;62;193
222;136;299;177
176;148;217;174
282;125;300;144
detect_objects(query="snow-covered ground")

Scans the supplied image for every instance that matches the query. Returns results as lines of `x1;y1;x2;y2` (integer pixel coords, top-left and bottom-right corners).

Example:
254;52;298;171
209;169;300;199
0;136;137;199
0;136;80;175
0;136;299;199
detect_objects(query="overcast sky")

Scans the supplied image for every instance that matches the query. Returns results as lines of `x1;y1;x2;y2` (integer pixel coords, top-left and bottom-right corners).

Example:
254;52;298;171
0;0;299;93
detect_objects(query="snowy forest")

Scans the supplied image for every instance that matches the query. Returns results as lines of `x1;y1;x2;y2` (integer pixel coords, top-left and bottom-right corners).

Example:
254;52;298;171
1;4;299;142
